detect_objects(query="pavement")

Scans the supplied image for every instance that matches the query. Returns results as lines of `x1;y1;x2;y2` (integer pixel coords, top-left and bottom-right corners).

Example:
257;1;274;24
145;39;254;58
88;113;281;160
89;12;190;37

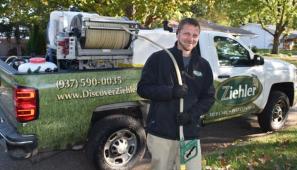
1;106;297;170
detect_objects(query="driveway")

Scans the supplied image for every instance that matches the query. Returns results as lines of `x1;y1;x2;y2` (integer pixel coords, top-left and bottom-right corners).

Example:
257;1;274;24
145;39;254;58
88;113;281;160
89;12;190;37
1;107;297;170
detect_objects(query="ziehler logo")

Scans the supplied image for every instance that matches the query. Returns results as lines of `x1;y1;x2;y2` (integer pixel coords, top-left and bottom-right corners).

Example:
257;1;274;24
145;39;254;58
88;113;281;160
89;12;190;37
216;76;262;105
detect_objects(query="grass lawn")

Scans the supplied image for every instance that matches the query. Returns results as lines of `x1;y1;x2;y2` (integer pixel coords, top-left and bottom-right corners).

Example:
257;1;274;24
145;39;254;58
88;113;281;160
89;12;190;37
257;49;297;56
203;126;297;169
256;49;297;67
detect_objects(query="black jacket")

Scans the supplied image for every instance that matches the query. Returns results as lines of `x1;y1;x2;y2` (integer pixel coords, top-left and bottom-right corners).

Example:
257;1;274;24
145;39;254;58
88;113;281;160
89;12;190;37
137;42;215;140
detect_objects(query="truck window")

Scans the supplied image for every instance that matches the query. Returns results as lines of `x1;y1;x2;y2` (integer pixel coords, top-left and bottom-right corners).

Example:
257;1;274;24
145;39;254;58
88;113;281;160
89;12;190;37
214;36;251;67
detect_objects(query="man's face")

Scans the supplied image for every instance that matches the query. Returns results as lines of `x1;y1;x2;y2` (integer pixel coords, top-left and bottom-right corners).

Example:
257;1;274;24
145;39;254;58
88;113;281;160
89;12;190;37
176;24;200;52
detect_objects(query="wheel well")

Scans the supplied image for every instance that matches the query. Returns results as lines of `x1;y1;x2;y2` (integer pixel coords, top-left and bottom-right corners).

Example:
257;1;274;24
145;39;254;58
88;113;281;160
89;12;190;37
270;82;294;106
89;107;143;134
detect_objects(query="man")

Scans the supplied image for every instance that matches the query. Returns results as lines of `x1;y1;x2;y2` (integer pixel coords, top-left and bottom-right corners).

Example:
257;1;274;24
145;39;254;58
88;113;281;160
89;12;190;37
137;18;215;170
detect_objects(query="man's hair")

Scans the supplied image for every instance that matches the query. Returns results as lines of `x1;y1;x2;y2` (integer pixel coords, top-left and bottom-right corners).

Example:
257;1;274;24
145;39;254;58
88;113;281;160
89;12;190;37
177;18;200;34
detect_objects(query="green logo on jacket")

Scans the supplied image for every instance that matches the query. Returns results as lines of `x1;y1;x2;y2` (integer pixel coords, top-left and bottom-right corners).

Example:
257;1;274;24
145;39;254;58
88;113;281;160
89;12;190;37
215;76;262;105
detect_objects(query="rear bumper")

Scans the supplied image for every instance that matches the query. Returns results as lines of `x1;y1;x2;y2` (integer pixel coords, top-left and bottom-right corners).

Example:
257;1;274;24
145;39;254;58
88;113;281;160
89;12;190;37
0;108;37;159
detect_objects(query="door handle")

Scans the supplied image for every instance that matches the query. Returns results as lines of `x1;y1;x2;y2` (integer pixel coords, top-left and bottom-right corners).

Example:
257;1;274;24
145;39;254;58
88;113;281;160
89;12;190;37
218;74;230;79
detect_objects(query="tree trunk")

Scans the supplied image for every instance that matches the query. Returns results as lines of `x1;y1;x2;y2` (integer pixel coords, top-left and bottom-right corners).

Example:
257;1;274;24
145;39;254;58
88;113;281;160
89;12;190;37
30;24;38;55
125;4;135;20
271;33;281;54
144;15;157;28
14;25;22;56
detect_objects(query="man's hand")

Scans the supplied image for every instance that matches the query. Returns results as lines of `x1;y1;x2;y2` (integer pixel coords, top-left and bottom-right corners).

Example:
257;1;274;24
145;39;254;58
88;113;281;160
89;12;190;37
176;112;192;125
172;84;188;98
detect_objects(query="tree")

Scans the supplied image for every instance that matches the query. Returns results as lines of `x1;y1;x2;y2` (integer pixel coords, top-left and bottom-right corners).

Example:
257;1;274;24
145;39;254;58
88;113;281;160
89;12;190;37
0;0;31;55
78;0;194;28
224;0;297;54
0;0;195;56
190;0;230;25
0;0;77;55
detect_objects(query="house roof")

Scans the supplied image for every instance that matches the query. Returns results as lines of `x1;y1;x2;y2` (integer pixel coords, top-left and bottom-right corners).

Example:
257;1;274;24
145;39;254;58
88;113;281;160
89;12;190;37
241;23;275;35
286;31;297;40
198;19;256;36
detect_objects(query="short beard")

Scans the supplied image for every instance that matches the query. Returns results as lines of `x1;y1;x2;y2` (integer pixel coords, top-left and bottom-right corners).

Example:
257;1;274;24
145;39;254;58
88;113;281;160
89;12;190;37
178;41;193;52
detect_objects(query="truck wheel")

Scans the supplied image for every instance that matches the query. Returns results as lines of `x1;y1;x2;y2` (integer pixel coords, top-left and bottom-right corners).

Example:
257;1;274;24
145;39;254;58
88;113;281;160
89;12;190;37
258;91;290;132
86;115;146;170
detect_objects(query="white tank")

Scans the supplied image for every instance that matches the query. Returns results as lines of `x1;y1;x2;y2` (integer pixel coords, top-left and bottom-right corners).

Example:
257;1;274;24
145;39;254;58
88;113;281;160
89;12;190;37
18;57;57;73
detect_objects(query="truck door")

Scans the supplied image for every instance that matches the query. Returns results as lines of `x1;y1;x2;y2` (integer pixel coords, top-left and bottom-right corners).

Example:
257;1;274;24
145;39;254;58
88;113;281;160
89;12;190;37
204;35;265;124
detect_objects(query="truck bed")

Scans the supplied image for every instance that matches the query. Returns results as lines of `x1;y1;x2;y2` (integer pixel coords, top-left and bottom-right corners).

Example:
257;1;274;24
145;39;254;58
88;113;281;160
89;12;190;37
0;59;142;149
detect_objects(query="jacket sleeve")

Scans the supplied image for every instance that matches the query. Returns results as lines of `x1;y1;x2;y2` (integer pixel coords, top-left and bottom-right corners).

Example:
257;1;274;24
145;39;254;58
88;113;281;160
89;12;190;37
189;61;215;123
137;53;173;101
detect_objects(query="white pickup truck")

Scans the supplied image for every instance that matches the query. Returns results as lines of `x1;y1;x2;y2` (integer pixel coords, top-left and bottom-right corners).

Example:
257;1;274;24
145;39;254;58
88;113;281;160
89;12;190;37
134;29;297;132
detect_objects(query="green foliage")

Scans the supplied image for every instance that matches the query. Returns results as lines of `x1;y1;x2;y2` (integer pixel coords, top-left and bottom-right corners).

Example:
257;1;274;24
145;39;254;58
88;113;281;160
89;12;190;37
190;0;230;25
0;0;196;55
1;0;295;55
0;22;13;38
251;46;258;53
222;0;297;27
222;0;297;54
27;24;46;55
78;0;194;27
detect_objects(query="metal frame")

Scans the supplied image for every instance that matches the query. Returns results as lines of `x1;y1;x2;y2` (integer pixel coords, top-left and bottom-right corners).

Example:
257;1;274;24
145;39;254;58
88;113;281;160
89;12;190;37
76;43;133;57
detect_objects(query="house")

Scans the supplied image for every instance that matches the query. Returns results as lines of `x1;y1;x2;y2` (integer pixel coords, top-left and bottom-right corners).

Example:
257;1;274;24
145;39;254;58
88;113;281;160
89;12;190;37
197;19;255;37
164;19;256;47
0;38;28;56
282;31;297;50
0;24;29;56
165;19;255;37
199;19;258;48
239;23;286;49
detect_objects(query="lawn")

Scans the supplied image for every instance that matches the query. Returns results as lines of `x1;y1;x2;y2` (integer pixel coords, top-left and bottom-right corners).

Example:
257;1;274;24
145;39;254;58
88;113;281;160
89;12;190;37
257;49;297;56
256;49;297;67
203;126;297;169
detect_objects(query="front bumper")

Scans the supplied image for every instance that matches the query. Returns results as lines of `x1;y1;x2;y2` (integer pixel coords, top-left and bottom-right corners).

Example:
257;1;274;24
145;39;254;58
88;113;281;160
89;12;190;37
0;107;37;159
293;81;297;106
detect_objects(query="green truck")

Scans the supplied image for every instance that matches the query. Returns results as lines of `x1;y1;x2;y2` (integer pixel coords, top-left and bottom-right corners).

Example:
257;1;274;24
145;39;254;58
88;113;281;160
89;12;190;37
0;62;145;169
1;10;297;170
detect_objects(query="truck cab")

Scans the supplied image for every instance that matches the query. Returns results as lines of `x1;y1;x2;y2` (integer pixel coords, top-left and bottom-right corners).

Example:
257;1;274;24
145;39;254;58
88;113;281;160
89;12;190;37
201;31;296;131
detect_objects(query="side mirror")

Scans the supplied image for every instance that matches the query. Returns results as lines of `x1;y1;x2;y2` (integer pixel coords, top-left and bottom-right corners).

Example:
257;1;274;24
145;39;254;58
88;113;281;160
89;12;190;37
253;54;264;65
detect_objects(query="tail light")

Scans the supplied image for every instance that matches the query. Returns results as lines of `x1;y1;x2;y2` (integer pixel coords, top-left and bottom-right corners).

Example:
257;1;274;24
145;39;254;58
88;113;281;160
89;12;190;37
14;87;39;122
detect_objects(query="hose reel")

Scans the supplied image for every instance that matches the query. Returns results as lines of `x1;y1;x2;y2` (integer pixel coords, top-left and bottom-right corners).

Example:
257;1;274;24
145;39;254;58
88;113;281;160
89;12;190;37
70;15;137;50
57;14;138;70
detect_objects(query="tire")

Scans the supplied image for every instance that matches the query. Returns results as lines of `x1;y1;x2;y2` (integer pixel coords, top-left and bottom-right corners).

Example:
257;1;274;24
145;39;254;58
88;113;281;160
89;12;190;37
258;91;290;132
86;115;146;170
